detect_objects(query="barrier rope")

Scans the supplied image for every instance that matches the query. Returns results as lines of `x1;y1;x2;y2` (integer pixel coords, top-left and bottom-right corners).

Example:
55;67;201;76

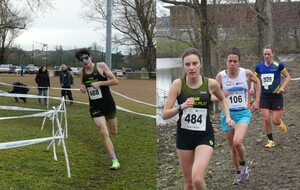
0;95;71;177
0;82;156;119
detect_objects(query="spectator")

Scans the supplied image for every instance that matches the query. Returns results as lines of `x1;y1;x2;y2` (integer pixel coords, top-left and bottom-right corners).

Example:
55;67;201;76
60;64;74;104
35;66;50;105
8;82;29;103
20;63;25;76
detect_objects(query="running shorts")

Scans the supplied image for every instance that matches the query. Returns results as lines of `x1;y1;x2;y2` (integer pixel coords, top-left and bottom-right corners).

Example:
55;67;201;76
220;109;251;132
89;104;117;120
259;93;283;110
176;127;215;150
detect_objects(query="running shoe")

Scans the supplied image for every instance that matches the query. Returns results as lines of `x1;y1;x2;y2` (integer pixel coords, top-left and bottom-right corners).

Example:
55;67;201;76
265;140;275;148
110;160;120;170
233;174;242;185
278;120;287;133
240;165;250;181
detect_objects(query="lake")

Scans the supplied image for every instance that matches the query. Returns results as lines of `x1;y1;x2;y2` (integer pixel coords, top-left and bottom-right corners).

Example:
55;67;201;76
156;58;182;125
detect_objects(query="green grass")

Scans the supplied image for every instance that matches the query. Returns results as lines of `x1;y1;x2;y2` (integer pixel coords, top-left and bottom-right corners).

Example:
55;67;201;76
156;40;190;56
0;96;156;190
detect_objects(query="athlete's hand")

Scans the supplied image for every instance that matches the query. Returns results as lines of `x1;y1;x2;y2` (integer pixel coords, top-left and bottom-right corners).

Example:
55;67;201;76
226;118;236;129
249;88;255;95
80;86;86;93
223;91;229;98
277;87;285;94
90;82;100;88
182;97;195;110
251;100;259;112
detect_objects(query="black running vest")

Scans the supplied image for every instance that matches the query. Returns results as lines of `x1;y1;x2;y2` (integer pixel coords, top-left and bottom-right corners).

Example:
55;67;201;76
81;63;115;107
177;76;213;133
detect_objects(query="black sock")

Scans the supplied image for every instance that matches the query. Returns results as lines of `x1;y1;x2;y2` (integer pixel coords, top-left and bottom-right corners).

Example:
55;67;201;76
240;160;246;166
267;133;273;141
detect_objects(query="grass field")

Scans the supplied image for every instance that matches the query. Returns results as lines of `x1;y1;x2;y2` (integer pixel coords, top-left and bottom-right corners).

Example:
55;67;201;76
0;74;156;190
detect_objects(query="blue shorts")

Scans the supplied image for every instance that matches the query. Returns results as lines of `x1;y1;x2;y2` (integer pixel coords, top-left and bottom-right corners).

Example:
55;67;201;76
220;109;251;132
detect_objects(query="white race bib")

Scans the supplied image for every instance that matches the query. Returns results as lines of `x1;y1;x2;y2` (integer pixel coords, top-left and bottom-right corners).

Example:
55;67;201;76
181;108;207;131
261;73;274;90
87;87;102;100
227;90;246;109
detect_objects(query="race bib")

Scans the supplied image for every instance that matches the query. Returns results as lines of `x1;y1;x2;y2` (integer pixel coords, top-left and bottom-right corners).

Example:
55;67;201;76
261;73;274;90
181;108;207;131
87;87;102;100
227;90;246;109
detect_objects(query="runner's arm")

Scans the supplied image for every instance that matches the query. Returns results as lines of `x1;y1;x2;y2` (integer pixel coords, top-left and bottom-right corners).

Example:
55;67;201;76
209;78;235;127
78;68;86;94
162;79;181;120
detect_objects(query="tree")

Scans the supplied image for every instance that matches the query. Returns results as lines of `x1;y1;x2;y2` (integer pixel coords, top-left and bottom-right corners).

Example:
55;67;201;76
0;0;52;64
82;0;156;71
253;0;274;54
160;0;213;77
0;0;30;63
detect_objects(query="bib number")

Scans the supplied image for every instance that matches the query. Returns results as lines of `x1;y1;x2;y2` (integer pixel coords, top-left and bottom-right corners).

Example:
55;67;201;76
227;91;246;109
87;87;102;100
181;108;207;131
261;73;274;90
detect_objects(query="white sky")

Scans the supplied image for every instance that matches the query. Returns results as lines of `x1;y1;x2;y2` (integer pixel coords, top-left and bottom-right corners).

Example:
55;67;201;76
15;1;170;54
15;0;109;52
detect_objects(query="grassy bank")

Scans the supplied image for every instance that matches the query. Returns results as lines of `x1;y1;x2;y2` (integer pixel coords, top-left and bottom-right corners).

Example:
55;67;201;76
0;76;156;190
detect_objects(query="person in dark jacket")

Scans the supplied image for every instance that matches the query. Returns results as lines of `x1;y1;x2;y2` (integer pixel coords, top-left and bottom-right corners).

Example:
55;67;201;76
8;82;30;103
35;66;50;105
60;64;73;104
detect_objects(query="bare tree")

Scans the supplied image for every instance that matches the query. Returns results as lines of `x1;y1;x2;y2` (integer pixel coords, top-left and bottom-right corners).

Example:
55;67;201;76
255;0;274;53
82;0;156;71
0;0;52;64
160;0;213;77
243;0;274;54
0;0;30;63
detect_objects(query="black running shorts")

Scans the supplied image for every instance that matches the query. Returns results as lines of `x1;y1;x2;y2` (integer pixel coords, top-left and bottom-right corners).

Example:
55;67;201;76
89;104;117;120
259;93;283;110
176;128;215;150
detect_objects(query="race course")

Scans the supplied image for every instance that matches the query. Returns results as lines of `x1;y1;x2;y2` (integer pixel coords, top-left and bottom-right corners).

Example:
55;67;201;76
0;75;156;190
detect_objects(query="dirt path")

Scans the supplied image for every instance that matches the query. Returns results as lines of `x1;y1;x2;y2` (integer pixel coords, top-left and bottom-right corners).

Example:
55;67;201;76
157;55;300;190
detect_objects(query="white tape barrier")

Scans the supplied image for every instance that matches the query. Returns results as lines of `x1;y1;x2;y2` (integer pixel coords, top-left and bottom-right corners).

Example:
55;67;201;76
0;136;62;149
0;95;71;177
0;82;156;119
1;82;156;119
0;105;47;112
0;109;54;120
0;91;62;100
117;105;156;119
291;77;300;81
111;90;156;107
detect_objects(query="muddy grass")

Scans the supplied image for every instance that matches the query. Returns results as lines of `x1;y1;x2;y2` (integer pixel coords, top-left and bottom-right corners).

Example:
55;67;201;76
157;55;300;190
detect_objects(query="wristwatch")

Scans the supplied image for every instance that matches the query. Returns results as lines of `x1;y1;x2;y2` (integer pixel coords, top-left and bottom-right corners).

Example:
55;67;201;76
176;104;181;112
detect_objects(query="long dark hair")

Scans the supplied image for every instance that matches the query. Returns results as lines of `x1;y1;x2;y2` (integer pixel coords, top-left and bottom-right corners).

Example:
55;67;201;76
38;66;48;75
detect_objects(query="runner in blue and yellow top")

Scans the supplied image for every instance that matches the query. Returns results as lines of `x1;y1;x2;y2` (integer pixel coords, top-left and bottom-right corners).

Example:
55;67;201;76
76;48;120;170
162;48;235;190
214;47;261;185
253;45;291;148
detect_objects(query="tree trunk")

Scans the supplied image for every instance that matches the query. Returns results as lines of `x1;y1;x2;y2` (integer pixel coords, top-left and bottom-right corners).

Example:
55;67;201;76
255;0;275;55
200;0;212;77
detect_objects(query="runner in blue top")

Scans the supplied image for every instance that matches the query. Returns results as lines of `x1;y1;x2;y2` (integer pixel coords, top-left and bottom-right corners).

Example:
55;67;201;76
162;48;235;190
253;45;291;148
214;47;261;185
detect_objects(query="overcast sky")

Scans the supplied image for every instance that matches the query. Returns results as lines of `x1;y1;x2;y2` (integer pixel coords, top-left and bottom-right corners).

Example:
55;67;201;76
15;0;108;52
